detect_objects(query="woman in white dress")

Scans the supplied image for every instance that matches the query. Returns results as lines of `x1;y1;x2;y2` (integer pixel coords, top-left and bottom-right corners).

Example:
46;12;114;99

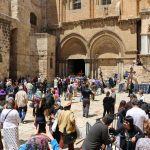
0;98;21;150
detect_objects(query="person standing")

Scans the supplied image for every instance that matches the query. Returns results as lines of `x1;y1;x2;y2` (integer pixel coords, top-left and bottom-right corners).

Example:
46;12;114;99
54;78;58;88
15;85;28;123
117;100;127;129
126;94;137;111
81;83;94;118
103;91;112;117
126;99;148;132
0;99;21;150
128;80;134;97
58;101;76;150
67;82;74;101
90;80;96;101
110;88;116;114
138;90;145;103
81;114;115;150
111;116;144;150
26;81;33;101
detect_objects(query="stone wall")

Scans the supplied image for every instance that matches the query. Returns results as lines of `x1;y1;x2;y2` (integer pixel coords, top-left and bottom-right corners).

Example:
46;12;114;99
0;16;11;80
57;17;137;79
0;0;10;15
30;33;56;82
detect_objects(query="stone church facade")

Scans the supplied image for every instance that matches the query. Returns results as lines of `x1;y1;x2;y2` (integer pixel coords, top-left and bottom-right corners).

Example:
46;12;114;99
0;0;150;82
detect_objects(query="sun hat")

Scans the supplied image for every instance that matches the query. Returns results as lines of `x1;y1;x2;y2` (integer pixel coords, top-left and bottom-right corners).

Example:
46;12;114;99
63;101;72;108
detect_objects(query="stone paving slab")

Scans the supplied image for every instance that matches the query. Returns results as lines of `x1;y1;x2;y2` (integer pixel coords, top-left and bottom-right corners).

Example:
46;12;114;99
17;92;150;149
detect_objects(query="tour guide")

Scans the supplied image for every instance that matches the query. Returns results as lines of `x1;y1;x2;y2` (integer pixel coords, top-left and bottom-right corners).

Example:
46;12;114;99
81;114;115;150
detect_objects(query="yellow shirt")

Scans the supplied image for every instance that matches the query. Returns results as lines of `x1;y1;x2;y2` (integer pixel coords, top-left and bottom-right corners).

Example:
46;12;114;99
58;110;76;134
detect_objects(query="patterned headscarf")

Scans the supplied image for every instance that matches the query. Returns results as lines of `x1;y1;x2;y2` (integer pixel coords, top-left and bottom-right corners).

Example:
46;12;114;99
25;134;49;150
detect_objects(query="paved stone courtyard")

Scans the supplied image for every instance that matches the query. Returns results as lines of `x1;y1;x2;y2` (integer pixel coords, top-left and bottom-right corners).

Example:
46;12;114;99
17;90;150;149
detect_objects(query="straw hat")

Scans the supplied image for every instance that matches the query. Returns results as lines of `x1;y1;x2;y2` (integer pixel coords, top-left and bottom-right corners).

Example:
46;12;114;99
63;101;72;107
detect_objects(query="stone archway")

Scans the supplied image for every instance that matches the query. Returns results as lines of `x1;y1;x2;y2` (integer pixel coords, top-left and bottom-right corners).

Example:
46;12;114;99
90;30;125;79
59;34;89;76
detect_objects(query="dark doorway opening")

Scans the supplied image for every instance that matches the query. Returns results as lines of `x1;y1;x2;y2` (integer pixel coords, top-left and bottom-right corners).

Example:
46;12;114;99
9;28;18;79
68;59;85;75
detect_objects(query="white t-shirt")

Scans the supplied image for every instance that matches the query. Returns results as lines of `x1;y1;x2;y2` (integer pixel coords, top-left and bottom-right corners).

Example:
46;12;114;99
126;107;148;131
0;109;21;128
139;95;145;102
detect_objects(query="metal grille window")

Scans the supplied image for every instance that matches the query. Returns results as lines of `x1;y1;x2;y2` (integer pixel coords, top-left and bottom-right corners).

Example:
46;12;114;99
30;13;37;26
101;0;111;5
73;0;81;9
0;54;2;62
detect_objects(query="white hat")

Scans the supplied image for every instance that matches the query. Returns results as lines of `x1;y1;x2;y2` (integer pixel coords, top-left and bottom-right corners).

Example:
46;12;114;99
19;85;23;90
6;81;12;87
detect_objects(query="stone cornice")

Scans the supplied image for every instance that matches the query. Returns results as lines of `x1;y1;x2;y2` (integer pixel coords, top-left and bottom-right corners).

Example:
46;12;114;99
125;51;137;55
140;9;150;15
61;16;140;30
0;13;11;23
139;54;150;57
62;16;119;27
118;17;141;24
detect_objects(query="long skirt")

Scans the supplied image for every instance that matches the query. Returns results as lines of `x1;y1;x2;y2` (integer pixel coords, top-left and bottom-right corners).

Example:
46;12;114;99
3;127;19;150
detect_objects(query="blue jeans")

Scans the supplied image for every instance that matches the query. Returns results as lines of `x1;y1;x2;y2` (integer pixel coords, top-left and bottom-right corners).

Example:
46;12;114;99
27;90;33;101
18;106;27;121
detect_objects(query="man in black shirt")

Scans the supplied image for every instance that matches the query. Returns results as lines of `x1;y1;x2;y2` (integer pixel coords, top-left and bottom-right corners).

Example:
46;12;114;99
81;83;94;118
81;114;115;150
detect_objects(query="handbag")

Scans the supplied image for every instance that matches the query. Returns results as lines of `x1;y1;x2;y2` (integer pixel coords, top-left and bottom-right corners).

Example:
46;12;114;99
63;128;77;144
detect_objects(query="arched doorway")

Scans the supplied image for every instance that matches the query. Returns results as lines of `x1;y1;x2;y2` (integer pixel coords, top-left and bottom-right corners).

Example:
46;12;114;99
90;31;125;79
59;34;88;76
68;59;85;75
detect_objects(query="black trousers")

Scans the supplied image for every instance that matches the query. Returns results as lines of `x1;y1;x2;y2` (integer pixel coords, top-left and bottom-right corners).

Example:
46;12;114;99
103;107;110;117
83;99;90;117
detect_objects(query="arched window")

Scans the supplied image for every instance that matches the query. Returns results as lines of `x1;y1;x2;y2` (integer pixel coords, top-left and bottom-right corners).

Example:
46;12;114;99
0;54;2;62
30;12;37;26
101;0;111;5
73;0;81;9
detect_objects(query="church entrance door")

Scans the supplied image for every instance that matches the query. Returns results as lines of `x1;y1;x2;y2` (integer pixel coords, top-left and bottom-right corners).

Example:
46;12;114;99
68;59;85;76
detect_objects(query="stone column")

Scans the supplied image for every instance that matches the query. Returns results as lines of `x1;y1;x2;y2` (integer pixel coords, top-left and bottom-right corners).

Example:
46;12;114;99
91;59;95;79
141;34;149;54
96;59;99;79
63;61;66;77
65;60;68;77
117;60;124;81
85;59;90;77
56;61;59;76
58;62;62;76
120;61;124;81
64;62;66;77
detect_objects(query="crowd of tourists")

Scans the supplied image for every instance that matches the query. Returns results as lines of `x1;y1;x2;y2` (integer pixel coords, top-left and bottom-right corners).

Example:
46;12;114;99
0;75;149;150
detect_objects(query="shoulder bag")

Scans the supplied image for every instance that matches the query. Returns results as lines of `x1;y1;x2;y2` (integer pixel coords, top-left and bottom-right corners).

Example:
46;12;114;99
0;109;12;129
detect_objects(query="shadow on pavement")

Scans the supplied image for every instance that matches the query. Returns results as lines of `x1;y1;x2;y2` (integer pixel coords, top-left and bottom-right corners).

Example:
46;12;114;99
24;120;34;123
88;114;98;118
